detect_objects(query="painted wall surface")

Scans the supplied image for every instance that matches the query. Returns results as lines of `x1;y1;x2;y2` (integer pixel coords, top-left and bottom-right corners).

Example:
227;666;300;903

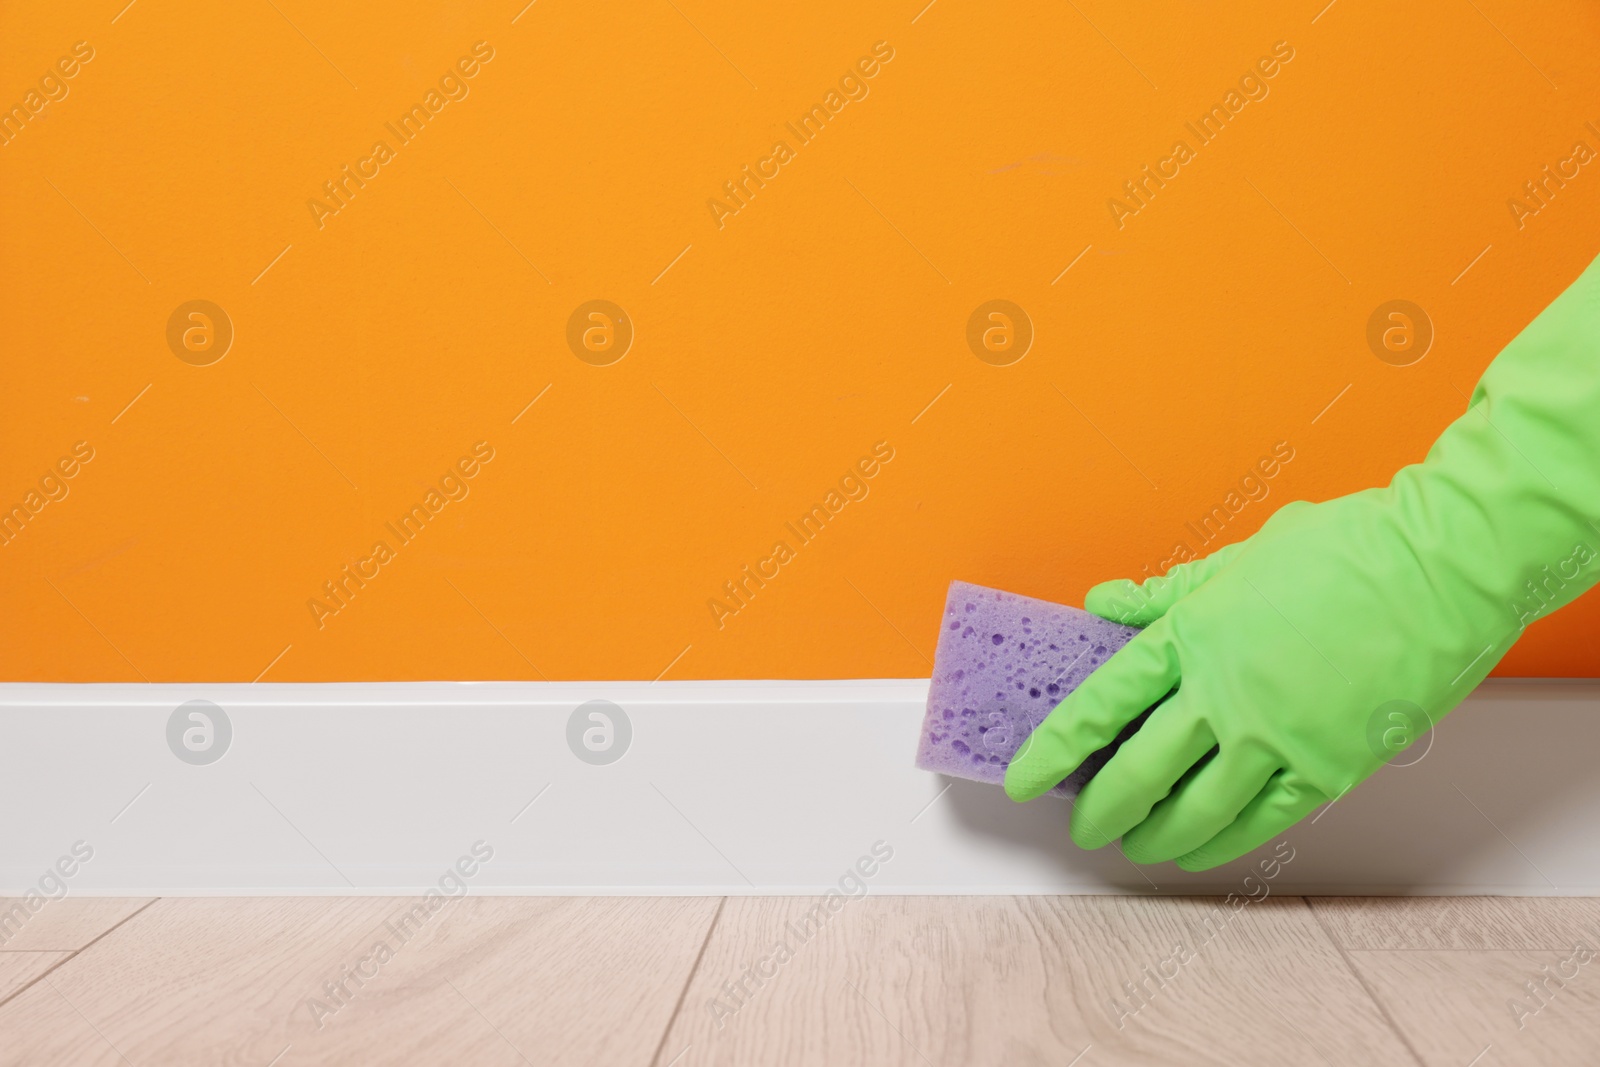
3;1;1598;681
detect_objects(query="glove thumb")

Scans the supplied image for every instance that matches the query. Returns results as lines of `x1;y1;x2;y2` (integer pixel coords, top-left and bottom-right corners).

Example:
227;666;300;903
1084;541;1244;625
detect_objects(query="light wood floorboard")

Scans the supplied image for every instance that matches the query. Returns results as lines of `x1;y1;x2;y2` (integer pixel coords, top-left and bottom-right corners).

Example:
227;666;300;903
0;898;155;952
2;895;1598;1066
0;954;70;1000
1309;896;1600;950
658;895;1416;1067
0;896;719;1067
1345;948;1600;1067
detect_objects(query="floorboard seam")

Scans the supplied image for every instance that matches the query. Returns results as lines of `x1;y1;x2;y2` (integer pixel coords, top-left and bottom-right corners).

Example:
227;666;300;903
647;896;727;1067
0;898;161;1012
1304;897;1430;1067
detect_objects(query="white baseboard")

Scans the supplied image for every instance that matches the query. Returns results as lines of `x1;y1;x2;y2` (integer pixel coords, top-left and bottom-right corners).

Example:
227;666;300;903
2;679;1597;896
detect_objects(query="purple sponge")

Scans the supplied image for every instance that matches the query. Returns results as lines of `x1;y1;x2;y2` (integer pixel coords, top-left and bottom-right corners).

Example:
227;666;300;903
915;580;1149;798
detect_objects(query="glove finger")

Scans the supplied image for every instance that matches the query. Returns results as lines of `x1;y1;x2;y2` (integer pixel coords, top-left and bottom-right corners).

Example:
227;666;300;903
1068;693;1219;849
1120;744;1282;864
1084;542;1245;626
1004;624;1179;803
1174;771;1327;872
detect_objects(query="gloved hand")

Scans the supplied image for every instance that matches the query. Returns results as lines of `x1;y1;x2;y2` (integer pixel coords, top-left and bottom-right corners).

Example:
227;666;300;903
1005;253;1600;870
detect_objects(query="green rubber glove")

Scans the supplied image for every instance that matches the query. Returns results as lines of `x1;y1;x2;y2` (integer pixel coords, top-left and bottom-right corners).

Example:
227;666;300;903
1006;253;1600;870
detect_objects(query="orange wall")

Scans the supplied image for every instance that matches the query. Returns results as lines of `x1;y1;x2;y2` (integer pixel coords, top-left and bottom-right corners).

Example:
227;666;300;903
3;1;1599;681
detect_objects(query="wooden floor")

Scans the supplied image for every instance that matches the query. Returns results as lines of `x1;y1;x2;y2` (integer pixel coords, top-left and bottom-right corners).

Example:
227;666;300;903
1;895;1597;1065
